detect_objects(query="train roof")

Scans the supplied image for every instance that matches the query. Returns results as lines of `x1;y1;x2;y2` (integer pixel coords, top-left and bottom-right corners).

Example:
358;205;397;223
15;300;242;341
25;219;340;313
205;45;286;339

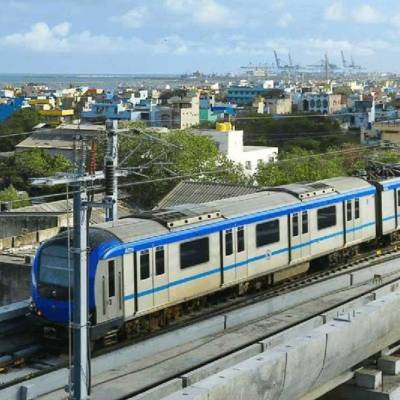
92;176;375;246
374;176;400;191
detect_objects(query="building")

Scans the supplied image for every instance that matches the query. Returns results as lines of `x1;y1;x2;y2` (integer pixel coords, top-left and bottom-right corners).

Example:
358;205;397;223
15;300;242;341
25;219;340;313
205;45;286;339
254;96;292;115
192;122;278;175
0;97;26;122
151;92;200;129
227;85;267;106
300;93;343;114
81;100;140;122
39;108;75;126
15;123;105;161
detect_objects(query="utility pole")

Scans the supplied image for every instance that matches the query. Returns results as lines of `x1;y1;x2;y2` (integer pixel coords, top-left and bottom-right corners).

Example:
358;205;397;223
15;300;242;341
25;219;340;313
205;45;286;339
31;126;127;400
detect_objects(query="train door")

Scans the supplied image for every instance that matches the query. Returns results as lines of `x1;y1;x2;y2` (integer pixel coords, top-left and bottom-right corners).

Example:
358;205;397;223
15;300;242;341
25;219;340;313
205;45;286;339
345;199;355;243
290;213;301;262
290;211;311;262
222;229;236;285
152;246;169;307
235;226;248;280
136;250;153;312
300;210;311;259
353;198;362;241
97;258;123;324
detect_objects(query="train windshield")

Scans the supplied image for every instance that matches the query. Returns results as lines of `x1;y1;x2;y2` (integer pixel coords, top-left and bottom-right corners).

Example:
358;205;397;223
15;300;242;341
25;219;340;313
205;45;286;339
39;244;74;288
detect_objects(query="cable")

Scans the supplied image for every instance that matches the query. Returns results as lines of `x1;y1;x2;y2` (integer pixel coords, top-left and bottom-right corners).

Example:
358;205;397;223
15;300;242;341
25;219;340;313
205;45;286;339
0;144;392;207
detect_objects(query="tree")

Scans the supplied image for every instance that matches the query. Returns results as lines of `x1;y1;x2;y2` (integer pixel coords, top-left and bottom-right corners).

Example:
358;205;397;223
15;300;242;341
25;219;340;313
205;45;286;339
1;149;71;194
0;185;30;209
255;147;347;186
0;108;43;151
118;129;249;208
235;113;356;152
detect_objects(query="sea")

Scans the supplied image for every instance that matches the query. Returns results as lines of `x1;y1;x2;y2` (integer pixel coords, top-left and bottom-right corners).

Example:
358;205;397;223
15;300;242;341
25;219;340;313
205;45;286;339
0;73;188;91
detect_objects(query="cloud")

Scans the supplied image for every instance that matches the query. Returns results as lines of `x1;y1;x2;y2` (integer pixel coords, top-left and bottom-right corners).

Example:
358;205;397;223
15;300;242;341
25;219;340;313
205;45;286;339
164;0;235;26
324;2;345;21
353;5;383;24
111;7;147;28
277;13;293;28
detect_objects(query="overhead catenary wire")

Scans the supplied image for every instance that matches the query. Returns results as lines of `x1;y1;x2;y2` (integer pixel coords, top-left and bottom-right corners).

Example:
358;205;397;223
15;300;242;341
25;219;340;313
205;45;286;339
0;143;388;208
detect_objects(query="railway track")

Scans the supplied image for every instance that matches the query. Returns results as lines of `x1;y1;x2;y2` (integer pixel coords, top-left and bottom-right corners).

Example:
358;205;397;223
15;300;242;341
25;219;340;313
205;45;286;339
1;243;400;393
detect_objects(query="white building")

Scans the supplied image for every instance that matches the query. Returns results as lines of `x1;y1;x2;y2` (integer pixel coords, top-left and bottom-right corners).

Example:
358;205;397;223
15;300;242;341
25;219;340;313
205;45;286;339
193;123;278;175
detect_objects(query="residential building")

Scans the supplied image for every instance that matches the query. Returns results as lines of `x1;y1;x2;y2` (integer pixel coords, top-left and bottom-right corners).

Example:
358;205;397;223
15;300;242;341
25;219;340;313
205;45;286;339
15;123;105;161
254;96;292;115
300;93;343;114
227;85;267;106
81;100;140;122
151;92;200;129
192;122;278;175
0;97;27;122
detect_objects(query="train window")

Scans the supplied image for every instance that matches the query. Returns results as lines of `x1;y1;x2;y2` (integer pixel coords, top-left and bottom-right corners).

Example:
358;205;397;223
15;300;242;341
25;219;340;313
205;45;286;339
225;230;233;256
302;211;309;234
108;260;115;297
140;250;150;280
237;227;245;253
317;206;337;230
347;200;352;221
355;198;360;219
398;191;400;207
155;247;165;276
292;213;299;237
180;237;209;269
256;220;280;248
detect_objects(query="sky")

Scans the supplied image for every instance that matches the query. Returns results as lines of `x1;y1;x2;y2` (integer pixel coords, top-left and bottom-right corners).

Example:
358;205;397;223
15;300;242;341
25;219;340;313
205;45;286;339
1;0;400;74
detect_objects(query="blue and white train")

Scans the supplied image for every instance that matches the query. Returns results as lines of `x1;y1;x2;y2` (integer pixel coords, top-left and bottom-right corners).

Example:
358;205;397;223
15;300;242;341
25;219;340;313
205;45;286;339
30;176;400;341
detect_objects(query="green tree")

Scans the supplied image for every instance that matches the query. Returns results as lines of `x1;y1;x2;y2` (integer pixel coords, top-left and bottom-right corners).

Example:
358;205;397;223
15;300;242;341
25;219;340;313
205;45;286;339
0;108;43;151
118;129;249;208
1;149;71;194
0;185;30;209
255;147;347;186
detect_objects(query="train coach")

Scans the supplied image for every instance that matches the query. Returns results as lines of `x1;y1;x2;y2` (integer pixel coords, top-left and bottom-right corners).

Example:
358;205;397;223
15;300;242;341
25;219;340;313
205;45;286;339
30;176;378;342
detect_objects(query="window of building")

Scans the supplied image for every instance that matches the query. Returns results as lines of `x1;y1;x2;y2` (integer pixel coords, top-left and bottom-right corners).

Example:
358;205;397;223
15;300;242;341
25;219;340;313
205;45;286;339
108;260;115;297
317;206;337;230
302;211;308;234
245;161;252;170
140;250;150;280
180;237;209;269
355;198;360;219
347;200;352;221
256;220;280;247
155;247;165;276
225;230;233;256
237;227;245;253
292;213;299;237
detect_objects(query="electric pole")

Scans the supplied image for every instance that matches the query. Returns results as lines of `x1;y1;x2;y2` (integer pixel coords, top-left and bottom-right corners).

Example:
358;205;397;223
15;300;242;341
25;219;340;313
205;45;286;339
31;123;127;400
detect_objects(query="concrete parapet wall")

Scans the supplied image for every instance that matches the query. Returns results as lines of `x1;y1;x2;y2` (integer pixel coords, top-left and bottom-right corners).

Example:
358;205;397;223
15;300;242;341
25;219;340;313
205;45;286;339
163;291;400;400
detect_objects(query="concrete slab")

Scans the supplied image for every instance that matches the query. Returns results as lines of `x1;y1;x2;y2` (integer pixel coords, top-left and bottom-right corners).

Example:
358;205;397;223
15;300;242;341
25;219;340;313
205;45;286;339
181;343;263;387
128;379;183;400
0;300;29;322
351;259;400;286
225;274;351;329
162;387;209;400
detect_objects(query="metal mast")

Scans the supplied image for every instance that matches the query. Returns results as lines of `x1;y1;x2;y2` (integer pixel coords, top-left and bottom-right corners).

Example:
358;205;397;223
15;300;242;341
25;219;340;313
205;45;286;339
104;120;119;222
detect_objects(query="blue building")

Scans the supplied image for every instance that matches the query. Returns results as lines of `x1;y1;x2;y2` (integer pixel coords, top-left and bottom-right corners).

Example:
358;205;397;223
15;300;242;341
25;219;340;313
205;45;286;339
227;86;267;106
80;100;141;122
0;97;25;123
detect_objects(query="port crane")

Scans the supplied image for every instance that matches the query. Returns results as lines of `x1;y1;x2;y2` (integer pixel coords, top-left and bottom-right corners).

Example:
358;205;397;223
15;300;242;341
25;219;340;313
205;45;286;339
341;50;362;71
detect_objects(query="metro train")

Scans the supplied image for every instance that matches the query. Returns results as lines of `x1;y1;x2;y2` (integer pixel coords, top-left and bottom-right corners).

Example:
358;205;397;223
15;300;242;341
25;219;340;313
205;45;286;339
30;176;400;342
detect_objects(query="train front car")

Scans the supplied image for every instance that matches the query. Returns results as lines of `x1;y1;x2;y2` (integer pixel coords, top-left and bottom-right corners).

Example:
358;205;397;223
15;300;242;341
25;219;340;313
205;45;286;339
30;228;121;343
